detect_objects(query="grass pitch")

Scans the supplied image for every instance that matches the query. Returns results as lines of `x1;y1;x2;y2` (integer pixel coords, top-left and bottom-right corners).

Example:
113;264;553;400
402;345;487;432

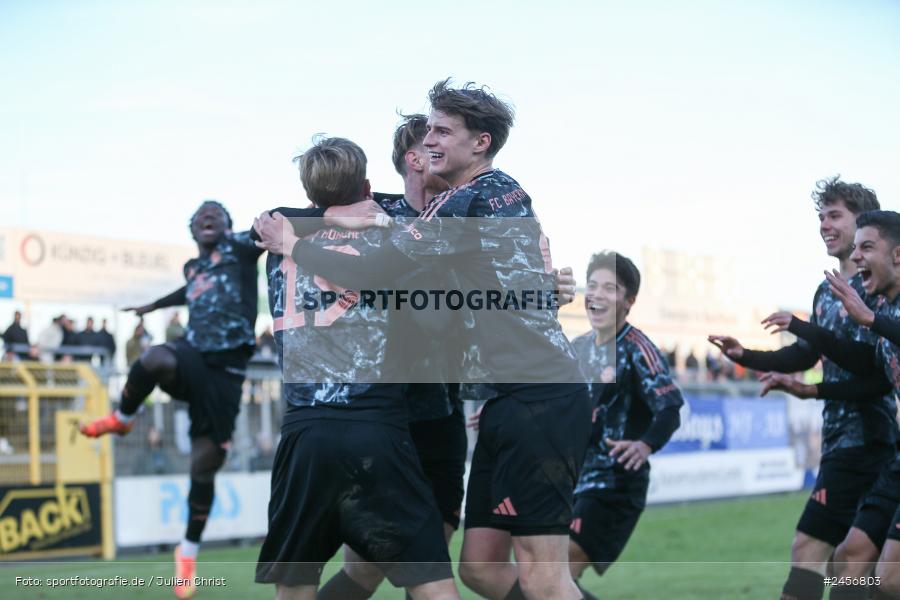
2;491;806;599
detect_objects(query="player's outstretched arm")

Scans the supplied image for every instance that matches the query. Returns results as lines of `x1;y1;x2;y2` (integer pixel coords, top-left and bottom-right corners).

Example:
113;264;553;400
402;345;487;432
123;286;187;316
787;317;878;376
250;201;390;243
759;371;892;401
254;210;414;289
708;334;819;374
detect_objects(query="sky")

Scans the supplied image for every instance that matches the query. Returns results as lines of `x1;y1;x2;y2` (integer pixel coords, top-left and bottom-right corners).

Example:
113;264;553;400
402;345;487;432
2;0;900;311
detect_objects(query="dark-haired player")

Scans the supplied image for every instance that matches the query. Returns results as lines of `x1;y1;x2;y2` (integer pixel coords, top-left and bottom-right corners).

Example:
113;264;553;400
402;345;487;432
709;178;898;600
759;210;900;600
80;199;261;599
568;252;682;599
253;136;459;600
256;80;591;600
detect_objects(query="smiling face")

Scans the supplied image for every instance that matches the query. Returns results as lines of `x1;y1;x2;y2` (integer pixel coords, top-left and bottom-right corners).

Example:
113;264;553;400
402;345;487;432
818;200;857;259
190;203;230;249
851;225;900;297
585;268;633;334
422;110;488;188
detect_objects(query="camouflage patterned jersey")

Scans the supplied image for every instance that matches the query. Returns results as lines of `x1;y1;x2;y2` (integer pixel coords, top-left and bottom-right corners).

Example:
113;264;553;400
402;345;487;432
181;231;261;354
375;192;456;421
872;295;900;391
810;276;898;455
572;324;684;496
266;223;406;428
390;169;583;400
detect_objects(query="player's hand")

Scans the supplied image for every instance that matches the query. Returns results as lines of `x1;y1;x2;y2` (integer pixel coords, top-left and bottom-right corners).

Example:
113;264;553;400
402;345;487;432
761;311;793;334
467;405;484;431
707;335;745;360
554;267;576;306
606;438;652;471
324;199;391;230
825;269;875;327
758;372;816;399
122;304;155;316
254;211;299;256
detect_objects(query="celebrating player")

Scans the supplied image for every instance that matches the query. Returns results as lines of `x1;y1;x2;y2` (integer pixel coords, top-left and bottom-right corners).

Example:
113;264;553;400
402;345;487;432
255;80;592;600
761;210;900;600
708;178;898;600
253;136;460;600
316;116;467;600
568;251;683;600
80;200;262;599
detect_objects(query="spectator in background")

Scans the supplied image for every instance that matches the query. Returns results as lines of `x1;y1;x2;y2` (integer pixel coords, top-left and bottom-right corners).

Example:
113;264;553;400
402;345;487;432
97;319;116;365
665;346;677;369
705;350;722;381
165;313;185;343
57;316;77;362
72;317;98;363
3;311;30;359
684;350;699;382
37;315;65;363
125;321;151;367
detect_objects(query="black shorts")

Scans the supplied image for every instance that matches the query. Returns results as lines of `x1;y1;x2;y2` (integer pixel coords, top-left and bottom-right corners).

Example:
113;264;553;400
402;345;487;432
852;462;900;550
255;419;452;588
569;487;648;572
409;407;468;530
464;387;592;536
159;339;246;445
797;444;894;546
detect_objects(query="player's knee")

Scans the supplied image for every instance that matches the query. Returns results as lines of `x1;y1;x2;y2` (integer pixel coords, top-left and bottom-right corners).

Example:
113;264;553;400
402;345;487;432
458;559;493;591
190;440;227;482
835;534;878;575
790;532;831;567
518;563;566;599
140;345;176;376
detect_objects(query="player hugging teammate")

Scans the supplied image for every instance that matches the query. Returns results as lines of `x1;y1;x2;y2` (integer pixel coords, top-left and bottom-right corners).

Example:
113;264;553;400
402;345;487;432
254;79;597;600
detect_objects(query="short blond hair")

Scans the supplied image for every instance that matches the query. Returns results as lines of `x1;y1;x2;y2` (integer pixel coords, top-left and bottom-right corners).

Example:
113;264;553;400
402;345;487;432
294;136;367;207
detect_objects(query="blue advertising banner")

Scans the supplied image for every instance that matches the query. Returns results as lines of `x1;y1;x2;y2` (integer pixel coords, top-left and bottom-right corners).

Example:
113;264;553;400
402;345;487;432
660;395;789;454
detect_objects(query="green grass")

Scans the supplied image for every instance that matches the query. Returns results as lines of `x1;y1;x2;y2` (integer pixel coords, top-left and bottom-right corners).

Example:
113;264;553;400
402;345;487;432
2;491;807;599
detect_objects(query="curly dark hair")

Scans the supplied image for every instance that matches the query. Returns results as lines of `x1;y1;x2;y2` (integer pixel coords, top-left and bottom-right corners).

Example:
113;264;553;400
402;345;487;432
812;175;879;214
856;210;900;248
428;78;514;159
189;200;232;229
587;251;641;300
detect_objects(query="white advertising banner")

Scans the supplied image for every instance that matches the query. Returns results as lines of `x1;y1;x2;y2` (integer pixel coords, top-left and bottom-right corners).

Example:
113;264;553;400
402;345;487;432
646;447;805;504
114;473;271;547
0;227;192;305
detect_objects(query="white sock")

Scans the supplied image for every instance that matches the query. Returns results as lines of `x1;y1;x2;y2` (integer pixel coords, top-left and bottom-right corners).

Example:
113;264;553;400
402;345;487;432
179;539;199;558
114;409;135;424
